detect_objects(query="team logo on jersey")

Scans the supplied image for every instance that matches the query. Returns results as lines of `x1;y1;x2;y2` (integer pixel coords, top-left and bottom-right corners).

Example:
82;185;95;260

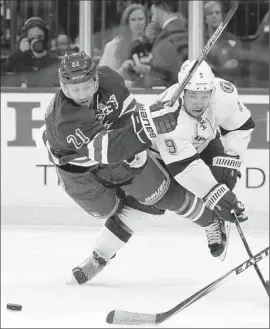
199;119;207;130
194;135;206;146
220;80;234;93
96;94;119;127
96;94;118;119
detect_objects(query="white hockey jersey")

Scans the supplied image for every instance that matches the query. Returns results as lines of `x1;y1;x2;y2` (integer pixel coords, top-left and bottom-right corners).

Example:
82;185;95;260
151;78;254;199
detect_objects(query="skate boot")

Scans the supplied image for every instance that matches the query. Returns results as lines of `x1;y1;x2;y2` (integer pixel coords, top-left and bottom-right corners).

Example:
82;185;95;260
204;217;231;261
72;250;110;284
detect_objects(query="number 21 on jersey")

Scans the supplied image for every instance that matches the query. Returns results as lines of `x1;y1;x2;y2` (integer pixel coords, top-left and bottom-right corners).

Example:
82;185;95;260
67;128;90;149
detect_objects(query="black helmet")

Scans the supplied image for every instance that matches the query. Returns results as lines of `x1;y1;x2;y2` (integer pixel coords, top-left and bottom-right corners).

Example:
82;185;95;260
59;51;97;85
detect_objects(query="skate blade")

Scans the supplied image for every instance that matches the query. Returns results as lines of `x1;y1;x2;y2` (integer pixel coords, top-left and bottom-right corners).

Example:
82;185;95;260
66;275;79;285
218;222;231;262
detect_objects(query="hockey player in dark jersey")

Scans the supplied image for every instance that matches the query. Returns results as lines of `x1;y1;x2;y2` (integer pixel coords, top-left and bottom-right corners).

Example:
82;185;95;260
36;51;247;285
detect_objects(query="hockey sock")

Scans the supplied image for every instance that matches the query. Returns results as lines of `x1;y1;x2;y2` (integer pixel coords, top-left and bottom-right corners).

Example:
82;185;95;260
175;191;215;227
93;214;133;260
93;206;148;259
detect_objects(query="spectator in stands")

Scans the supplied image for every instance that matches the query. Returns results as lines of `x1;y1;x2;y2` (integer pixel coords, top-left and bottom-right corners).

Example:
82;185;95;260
1;16;60;87
98;3;152;88
244;10;269;87
51;33;79;57
142;0;188;88
204;1;242;84
0;1;12;58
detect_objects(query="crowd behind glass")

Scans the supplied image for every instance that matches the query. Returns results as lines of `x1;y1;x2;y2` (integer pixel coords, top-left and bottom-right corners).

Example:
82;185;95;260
1;0;269;89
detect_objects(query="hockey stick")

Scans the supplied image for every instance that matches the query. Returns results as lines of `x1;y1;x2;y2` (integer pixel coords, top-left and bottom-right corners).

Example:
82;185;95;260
106;246;269;325
232;211;270;297
166;0;239;107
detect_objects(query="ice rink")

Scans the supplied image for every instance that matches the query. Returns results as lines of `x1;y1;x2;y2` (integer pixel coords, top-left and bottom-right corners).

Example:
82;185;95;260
1;217;269;329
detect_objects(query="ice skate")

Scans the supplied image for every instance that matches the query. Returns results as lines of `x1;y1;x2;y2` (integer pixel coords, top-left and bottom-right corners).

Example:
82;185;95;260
71;250;110;285
204;217;231;261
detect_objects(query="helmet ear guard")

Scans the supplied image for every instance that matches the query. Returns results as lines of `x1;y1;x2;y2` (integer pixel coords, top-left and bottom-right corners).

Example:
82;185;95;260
178;60;214;92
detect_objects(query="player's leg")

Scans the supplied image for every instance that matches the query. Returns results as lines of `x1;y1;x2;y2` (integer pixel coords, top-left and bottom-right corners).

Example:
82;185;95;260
122;153;227;258
56;165;158;284
155;178;227;258
200;138;235;258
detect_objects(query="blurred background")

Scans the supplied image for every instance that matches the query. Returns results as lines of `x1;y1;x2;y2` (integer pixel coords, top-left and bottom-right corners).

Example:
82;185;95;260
0;0;269;90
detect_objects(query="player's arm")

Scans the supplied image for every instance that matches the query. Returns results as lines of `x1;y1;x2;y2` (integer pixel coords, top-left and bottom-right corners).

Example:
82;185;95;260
38;81;180;165
35;104;177;167
156;125;246;223
218;83;255;157
211;81;255;190
87;85;182;164
156;124;219;199
87;122;151;164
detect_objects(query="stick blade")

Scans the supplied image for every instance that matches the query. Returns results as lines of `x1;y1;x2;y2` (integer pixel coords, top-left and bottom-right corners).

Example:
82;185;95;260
106;310;157;325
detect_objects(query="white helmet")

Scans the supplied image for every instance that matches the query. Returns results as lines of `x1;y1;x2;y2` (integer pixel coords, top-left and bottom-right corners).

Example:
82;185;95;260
178;60;214;91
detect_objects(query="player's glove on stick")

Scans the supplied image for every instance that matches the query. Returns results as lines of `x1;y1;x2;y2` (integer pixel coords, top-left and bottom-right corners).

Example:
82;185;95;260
211;155;242;190
132;101;180;144
203;183;247;223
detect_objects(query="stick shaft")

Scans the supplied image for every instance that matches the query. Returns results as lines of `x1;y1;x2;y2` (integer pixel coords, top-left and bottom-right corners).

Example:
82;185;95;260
107;246;269;325
167;1;239;107
233;212;269;296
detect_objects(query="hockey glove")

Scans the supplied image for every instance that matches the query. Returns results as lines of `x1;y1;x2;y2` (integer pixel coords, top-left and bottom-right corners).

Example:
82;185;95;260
124;151;148;172
203;183;247;223
211;155;242;190
132;101;180;144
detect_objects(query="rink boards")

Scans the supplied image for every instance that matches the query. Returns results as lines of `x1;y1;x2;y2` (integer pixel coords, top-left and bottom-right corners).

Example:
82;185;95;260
1;91;269;227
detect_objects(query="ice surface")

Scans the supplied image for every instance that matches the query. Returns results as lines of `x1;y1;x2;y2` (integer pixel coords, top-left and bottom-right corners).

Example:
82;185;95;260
1;224;269;328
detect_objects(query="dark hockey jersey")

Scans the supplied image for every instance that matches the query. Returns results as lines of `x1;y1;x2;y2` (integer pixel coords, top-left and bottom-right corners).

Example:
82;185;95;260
41;66;148;167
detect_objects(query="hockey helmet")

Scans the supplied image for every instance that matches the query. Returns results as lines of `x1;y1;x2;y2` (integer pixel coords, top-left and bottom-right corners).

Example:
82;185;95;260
59;51;99;106
178;60;214;91
59;51;98;85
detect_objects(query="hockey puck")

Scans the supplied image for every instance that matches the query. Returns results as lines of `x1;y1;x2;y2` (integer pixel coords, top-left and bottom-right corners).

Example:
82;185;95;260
7;303;22;311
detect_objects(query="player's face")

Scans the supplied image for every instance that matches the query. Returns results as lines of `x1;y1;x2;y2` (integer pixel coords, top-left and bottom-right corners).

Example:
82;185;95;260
66;79;97;107
183;90;212;118
129;9;146;36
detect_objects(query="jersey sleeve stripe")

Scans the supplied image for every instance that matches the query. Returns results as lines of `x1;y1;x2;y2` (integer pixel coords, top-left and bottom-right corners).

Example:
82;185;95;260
69;158;99;166
101;133;109;164
45;140;60;165
119;94;136;117
220;117;255;136
33;124;46;148
41;128;47;145
166;153;200;177
88;130;109;164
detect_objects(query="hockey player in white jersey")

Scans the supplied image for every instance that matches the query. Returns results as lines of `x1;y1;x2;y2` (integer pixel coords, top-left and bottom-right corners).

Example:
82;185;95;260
152;59;254;200
148;59;254;253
